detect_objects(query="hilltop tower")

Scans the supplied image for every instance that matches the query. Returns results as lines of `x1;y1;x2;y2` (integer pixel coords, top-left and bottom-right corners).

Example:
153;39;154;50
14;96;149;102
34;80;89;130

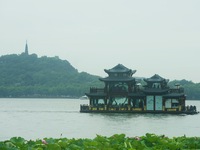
25;41;29;55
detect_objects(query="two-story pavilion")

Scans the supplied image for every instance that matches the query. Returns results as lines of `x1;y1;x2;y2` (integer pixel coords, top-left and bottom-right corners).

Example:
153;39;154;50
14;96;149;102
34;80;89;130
80;64;198;114
143;74;186;112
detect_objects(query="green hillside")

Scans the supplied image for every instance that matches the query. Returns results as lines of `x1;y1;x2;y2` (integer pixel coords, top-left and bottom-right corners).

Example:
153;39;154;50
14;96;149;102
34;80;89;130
0;53;103;98
0;53;200;99
168;79;200;100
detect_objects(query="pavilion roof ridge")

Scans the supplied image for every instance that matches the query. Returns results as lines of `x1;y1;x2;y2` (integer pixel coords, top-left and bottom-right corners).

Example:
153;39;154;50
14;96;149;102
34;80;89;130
104;64;136;74
144;74;169;83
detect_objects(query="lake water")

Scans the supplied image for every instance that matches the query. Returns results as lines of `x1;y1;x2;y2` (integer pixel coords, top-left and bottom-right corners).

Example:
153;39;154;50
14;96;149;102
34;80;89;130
0;98;200;141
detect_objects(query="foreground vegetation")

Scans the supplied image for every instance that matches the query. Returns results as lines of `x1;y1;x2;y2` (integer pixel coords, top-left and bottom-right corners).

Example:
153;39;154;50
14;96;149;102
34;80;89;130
1;133;200;150
0;54;200;99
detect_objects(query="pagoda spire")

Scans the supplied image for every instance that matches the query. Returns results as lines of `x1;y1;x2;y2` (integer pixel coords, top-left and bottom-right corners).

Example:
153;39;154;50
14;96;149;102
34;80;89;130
25;40;29;55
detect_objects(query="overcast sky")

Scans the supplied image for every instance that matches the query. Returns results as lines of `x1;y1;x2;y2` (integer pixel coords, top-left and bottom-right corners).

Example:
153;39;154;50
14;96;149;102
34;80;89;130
1;0;200;83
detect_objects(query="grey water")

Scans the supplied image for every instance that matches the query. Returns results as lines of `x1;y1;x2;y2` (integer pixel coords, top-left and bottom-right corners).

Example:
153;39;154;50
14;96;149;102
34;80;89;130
0;98;200;141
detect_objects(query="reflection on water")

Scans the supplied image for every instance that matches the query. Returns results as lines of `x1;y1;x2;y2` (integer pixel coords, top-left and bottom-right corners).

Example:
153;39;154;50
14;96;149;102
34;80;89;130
0;98;200;140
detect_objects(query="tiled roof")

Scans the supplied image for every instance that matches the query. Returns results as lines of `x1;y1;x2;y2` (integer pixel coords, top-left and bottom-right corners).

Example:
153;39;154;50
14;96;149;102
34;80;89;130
144;74;169;82
104;64;136;74
99;76;135;82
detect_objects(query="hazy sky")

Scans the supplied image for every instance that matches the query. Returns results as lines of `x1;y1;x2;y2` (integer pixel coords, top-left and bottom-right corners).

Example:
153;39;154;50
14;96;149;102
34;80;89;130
1;0;200;82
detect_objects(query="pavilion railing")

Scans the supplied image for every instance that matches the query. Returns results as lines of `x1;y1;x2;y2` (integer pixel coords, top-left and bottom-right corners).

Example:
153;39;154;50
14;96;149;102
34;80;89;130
169;88;184;93
90;87;105;93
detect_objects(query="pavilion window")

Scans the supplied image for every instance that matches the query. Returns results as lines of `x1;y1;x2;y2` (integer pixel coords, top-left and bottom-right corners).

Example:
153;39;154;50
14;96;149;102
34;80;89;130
152;83;161;89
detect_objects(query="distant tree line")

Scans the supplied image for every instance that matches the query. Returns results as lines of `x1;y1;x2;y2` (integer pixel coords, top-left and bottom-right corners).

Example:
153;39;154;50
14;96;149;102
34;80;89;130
0;54;200;99
168;79;200;100
0;54;103;98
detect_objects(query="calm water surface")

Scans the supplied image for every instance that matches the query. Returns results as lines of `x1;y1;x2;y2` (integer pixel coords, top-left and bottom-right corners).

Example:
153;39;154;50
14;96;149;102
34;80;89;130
0;98;200;141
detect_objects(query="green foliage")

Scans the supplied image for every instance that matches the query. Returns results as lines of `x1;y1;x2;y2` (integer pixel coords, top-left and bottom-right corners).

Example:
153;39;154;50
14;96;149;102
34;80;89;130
169;79;200;100
1;134;200;149
0;54;200;99
0;54;103;98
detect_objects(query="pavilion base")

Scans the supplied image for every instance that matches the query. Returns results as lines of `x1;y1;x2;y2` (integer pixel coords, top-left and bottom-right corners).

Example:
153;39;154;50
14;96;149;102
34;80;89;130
80;110;199;115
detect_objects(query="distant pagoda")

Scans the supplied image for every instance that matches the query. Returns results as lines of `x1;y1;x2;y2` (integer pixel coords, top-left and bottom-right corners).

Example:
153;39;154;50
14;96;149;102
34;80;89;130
24;41;29;55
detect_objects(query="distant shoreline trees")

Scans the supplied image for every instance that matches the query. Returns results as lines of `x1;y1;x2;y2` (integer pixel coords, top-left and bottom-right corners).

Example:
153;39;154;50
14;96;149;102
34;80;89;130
0;54;199;99
0;54;103;98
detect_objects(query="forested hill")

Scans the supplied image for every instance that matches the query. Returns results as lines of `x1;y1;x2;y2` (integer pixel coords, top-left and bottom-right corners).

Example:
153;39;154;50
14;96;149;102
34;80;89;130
0;53;102;98
168;80;200;100
0;53;200;99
